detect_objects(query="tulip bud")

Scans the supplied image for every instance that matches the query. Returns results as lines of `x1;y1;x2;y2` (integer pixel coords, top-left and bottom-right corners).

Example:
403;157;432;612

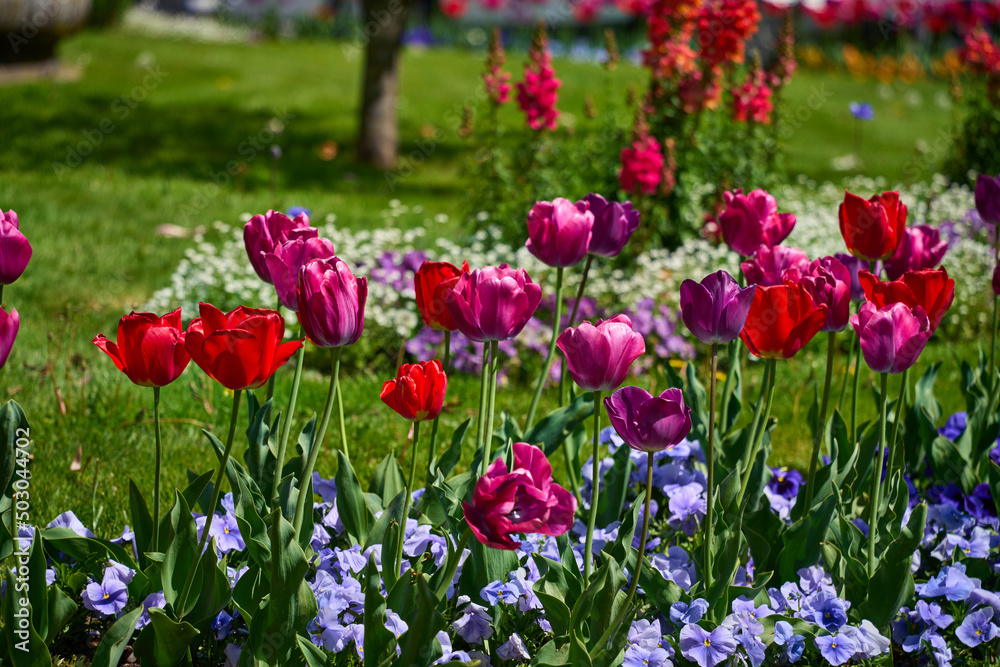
0;210;32;286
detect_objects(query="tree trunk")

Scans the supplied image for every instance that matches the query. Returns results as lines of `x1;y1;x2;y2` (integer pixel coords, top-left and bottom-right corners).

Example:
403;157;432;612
357;0;412;169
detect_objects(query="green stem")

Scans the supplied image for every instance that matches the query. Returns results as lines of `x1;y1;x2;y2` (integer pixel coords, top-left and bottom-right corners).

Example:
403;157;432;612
152;386;162;552
559;255;594;405
425;331;451;486
265;296;281;405
804;332;836;511
292;349;341;538
741;359;772;473
396;421;421;578
177;389;242;620
704;343;718;595
336;366;348;463
867;372;889;579
837;332;858;412
887;368;907;483
475;344;490;465
851;337;862;445
525;267;563;431
435;528;472;600
740;359;776;500
718;340;738;435
271;334;306;505
583;390;603;583
483;341;499;473
563;432;583;508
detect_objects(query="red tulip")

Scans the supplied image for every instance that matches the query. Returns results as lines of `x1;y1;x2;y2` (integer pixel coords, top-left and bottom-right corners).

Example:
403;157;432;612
93;309;190;387
838;190;908;261
739;282;828;359
380;360;448;422
184;303;303;390
858;269;955;332
414;260;469;332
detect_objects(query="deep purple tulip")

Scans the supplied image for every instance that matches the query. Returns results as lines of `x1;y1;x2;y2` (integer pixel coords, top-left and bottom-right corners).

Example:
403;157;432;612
718;189;796;257
0;210;31;285
605;386;692;453
834;252;869;302
446;265;542;342
0;307;18;370
850;301;931;374
975;173;1000;224
679;270;756;345
740;244;809;286
580;194;640;258
798;256;852;332
994;265;1000;296
525;198;594;268
556;314;645;392
296;257;367;348
263;237;337;310
244;209;317;283
883;225;948;281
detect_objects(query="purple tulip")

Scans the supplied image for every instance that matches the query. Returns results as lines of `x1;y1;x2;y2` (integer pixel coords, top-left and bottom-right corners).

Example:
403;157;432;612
740;244;809;286
297;257;367;348
994;265;1000;296
679;270;756;345
244;209;317;283
0;210;31;285
604;386;692;453
834;252;869;302
718;189;796;257
850;301;932;374
556;314;645;392
263;237;336;310
580;194;640;258
525;198;594;268
798;256;852;332
975;173;1000;224
0;307;18;371
446;265;542;342
883;225;948;281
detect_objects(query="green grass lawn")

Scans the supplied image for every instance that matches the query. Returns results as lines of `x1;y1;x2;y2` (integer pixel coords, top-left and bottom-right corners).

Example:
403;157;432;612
0;28;967;535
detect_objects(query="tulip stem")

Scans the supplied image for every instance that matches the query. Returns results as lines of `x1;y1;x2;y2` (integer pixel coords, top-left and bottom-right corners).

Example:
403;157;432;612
435;528;472;600
867;372;889;579
336;367;348;462
426;331;450;488
804;332;836;511
851;336;862;445
396;421;420;578
483;341;500;473
703;343;718;595
525;266;563;432
265;297;281;405
838;333;857;412
152;386;162;552
741;359;772;477
583;390;603;583
293;349;340;538
887;368;907;483
740;359;776;500
178;389;242;621
476;344;490;470
718;340;738;435
559;255;594;405
271;333;306;506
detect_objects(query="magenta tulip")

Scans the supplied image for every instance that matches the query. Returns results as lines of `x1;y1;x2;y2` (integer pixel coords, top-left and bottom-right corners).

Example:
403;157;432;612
993;265;1000;296
297;257;367;348
850;301;932;374
580;193;640;258
740;244;810;286
604;386;692;453
882;225;948;281
556;314;645;392
798;256;852;332
446;265;542;342
462;442;576;550
718;188;796;257
525;198;594;267
263;237;337;310
0;306;18;370
244;210;317;283
0;210;31;285
679;270;756;345
975;173;1000;224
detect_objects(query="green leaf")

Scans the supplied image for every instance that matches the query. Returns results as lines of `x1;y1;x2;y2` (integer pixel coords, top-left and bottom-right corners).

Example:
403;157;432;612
232;564;266;623
297;634;331;667
45;585;78;644
244;394;277;494
363;555;394;667
89;605;145;667
369;454;406;508
39;527;137;571
184;548;232;627
0;400;28;499
743;506;786;576
146;607;201;667
161;490;202;616
526;393;595;458
2;569;51;667
365;490;407;552
461;538;520;605
259;508;318;660
596;442;635;528
683;362;710;445
182;468;216;516
435;418;470;478
531;640;570;666
777;490;838;582
569;632;594;667
233;474;272;569
25;530;49;640
395;573;447;667
129;479;155;566
859;503;927;629
336;450;374;544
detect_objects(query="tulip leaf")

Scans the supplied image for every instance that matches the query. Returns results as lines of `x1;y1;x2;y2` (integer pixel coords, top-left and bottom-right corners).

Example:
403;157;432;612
244;393;277;494
259;508;318;660
638;564;684;619
859;503;926;629
989;459;1000;520
184;546;232;628
2;568;51;667
531;640;571;666
590;554;629;650
160;490;202;616
232;564;266;623
369;454;406;508
743;505;786;576
498;410;524;445
144;608;201;667
45;585;78;644
89;605;145;667
606;488;644;568
277;472;301;524
129;479;155;565
297;634;332;667
233;474;272;569
0;400;28;500
596;440;635;528
364;555;395;667
435;418;470;479
395;573;447;667
25;530;48;640
903;364;942;471
705;508;746;623
721;346;744;435
527;392;594;458
182;468;216;516
335;450;374;545
461;538;519;605
533;552;582;604
365;489;407;552
570;631;594;667
39;527;137;572
776;489;838;583
846;422;880;501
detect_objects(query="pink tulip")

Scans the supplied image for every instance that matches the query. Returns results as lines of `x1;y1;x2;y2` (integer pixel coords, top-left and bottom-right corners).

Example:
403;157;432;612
0;306;18;370
882;225;948;281
850;301;932;374
525;198;594;268
462;442;576;550
0;210;32;285
297;257;367;348
798;256;852;332
718;188;796;257
740;244;809;286
244;210;317;284
556;314;645;392
604;386;692;453
263;237;337;310
446;265;542;342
